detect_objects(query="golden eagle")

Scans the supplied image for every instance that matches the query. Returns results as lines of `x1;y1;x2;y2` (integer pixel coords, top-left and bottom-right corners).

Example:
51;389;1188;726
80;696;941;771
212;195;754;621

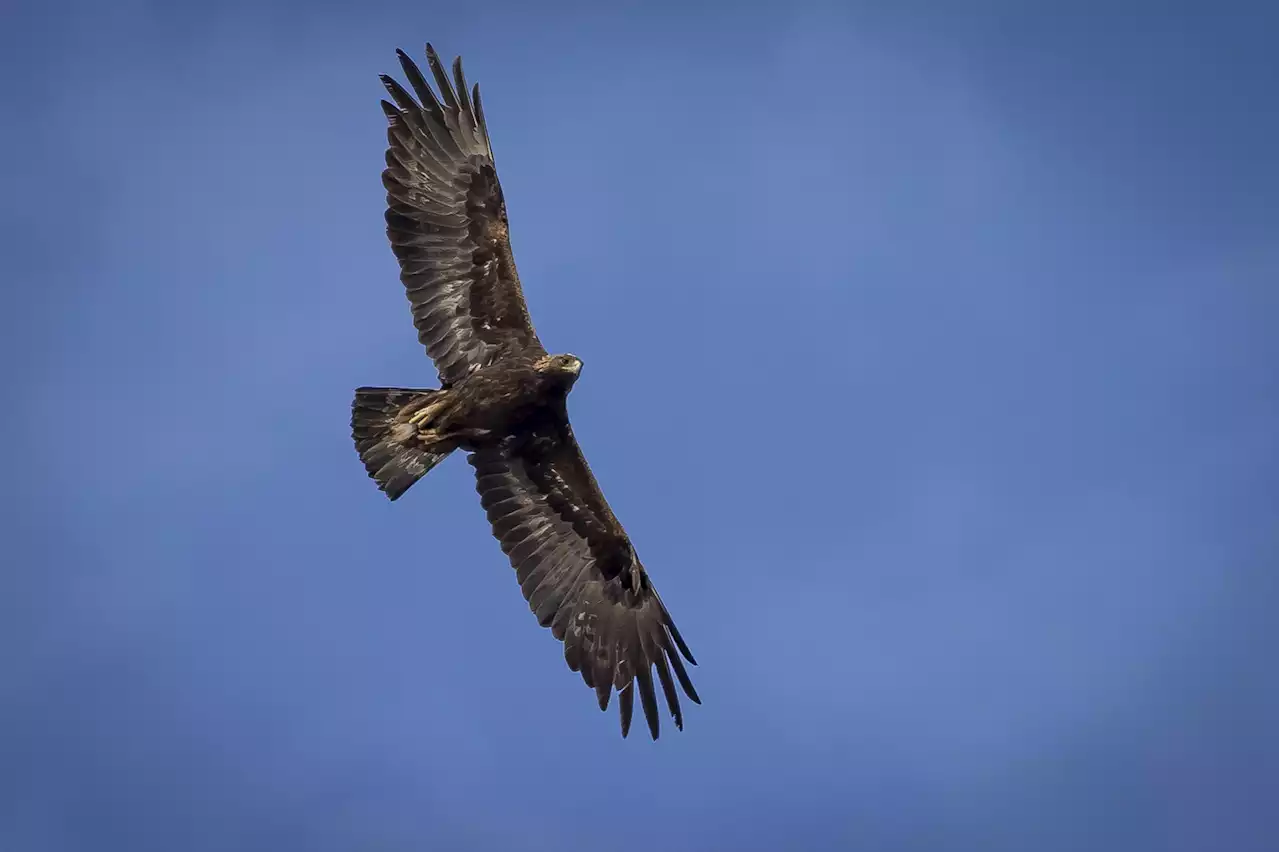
350;44;699;739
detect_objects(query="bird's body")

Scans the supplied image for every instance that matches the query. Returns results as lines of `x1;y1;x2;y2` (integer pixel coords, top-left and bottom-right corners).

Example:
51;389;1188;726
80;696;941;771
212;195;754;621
350;44;699;739
356;352;582;478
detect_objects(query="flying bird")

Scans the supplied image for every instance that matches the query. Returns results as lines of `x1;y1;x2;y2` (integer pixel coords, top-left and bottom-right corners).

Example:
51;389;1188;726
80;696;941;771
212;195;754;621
350;44;700;739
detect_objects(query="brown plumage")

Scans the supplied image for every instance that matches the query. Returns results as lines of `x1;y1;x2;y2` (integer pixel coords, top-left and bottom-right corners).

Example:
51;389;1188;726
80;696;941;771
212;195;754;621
350;44;699;739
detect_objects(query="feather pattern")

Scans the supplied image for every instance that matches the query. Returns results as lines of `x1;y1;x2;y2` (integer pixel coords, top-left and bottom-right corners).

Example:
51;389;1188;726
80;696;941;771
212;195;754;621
469;413;700;739
380;45;544;386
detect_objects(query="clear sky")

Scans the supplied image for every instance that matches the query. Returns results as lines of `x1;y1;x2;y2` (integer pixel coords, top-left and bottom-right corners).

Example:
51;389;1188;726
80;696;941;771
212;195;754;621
2;1;1274;850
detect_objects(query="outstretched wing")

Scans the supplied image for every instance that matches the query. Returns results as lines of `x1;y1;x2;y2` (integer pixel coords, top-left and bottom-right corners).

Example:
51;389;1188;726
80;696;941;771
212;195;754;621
470;412;700;739
379;45;544;386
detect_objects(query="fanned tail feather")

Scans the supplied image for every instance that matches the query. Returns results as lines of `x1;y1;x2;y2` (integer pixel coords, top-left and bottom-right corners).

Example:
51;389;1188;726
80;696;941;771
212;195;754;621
351;386;453;500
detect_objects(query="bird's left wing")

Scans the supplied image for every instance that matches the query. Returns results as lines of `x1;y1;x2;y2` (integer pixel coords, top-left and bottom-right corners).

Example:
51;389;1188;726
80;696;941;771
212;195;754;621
379;45;544;386
469;414;700;739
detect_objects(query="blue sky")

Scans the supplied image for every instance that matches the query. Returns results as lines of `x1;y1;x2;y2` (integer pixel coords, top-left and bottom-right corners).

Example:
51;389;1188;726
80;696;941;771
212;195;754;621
2;1;1274;850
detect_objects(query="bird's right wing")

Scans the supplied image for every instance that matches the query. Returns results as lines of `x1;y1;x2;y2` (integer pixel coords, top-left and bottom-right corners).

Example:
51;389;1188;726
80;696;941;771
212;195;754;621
469;413;700;739
379;45;545;386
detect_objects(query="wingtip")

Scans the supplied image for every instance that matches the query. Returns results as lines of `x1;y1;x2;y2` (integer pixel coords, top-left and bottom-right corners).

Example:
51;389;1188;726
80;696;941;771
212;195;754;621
377;75;407;105
669;625;697;666
619;683;635;738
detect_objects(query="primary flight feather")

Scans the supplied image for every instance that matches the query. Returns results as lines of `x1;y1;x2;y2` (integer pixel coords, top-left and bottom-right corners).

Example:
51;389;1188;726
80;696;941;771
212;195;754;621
350;43;700;740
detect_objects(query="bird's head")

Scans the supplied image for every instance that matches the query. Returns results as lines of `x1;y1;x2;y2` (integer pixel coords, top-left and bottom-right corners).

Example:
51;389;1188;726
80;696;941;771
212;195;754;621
536;353;583;388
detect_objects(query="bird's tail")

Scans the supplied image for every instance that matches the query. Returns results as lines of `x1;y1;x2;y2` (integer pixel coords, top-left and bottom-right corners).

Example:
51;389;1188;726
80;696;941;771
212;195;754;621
351;386;454;500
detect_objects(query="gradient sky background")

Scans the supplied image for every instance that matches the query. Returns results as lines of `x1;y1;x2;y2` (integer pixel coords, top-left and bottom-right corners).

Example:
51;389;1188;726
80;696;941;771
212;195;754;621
2;1;1275;850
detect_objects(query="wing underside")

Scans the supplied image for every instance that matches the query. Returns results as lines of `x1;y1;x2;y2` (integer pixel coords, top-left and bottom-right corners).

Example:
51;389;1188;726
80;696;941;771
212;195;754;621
380;45;544;385
469;419;699;739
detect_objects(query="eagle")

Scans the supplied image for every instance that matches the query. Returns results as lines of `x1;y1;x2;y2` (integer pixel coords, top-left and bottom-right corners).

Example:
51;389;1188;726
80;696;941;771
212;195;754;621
350;44;700;739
